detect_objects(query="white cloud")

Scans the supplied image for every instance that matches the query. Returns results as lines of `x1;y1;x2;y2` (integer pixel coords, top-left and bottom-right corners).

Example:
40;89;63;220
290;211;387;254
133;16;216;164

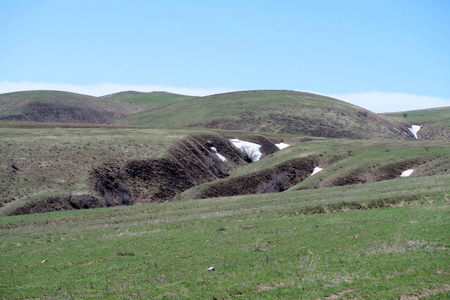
0;81;233;97
327;92;450;113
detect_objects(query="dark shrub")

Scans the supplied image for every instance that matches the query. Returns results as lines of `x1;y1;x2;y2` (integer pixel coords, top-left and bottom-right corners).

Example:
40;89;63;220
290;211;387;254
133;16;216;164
257;173;287;194
205;155;229;178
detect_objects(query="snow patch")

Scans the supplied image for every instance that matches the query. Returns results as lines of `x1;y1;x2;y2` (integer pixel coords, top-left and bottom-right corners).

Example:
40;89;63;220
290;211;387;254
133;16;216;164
408;125;422;139
400;169;414;177
311;167;323;176
275;142;290;150
211;147;227;162
229;139;262;161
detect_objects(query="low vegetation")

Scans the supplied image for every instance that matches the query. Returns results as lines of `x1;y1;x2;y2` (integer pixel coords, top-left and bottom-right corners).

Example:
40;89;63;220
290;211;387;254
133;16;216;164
1;177;448;298
384;106;450;141
0;89;449;298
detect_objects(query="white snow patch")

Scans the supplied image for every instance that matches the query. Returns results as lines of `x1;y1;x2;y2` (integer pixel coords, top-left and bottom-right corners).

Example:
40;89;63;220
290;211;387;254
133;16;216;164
275;142;290;150
311;167;323;176
211;147;227;162
408;125;422;139
400;169;414;177
229;139;262;161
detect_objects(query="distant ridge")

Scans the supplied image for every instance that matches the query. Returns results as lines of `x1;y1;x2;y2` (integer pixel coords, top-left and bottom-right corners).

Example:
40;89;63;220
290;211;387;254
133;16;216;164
117;90;415;140
0;90;194;124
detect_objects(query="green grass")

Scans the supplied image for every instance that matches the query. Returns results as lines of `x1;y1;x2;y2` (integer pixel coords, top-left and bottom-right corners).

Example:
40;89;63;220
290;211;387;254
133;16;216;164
1;177;449;299
102;91;195;106
383;106;450;124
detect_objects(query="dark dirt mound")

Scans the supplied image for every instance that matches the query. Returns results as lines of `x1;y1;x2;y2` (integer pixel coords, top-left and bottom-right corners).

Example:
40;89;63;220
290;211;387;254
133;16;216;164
196;156;319;199
10;194;104;216
328;159;423;187
90;134;278;204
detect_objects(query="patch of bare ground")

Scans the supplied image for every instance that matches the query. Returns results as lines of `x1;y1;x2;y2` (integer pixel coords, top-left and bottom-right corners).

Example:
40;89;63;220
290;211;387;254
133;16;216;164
398;284;450;300
257;282;291;292
326;158;424;188
322;288;356;299
196;155;319;199
90;134;259;204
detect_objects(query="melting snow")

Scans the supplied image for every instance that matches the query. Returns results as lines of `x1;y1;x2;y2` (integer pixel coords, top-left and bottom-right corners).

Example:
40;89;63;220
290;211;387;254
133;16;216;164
400;169;414;177
229;139;262;161
275;142;290;150
211;147;227;162
408;125;421;139
311;167;323;176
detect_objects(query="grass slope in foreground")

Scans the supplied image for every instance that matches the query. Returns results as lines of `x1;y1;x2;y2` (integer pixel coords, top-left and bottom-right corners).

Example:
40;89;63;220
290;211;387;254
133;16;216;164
117;90;413;140
0;176;449;299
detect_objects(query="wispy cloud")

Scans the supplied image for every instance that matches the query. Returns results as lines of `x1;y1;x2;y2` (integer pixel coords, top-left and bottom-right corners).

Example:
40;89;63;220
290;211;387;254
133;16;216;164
327;92;450;113
0;81;233;97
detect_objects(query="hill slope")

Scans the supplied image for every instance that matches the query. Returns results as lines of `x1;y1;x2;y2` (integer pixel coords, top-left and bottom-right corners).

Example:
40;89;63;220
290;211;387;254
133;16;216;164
383;106;450;141
0;90;194;124
101;91;195;106
117;90;413;140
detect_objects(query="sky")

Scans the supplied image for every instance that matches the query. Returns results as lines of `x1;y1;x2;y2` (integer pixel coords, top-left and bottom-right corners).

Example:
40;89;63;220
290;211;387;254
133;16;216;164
1;0;449;113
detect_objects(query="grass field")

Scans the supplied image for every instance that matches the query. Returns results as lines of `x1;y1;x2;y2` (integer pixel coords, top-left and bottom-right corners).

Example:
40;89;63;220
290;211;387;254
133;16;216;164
1;175;449;299
0;91;449;299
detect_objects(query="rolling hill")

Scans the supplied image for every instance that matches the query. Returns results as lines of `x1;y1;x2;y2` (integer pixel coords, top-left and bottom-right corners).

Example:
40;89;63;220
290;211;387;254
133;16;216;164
0;90;449;298
383;106;450;141
0;90;195;124
101;91;195;106
117;90;414;140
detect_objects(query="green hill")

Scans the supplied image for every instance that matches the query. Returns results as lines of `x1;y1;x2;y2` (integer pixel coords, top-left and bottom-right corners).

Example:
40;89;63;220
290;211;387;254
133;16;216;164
0;90;195;124
101;91;195;106
117;90;414;140
383;107;450;141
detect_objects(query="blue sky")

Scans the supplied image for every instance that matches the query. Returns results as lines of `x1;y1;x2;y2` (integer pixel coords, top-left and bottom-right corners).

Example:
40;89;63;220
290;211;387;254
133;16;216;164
1;0;449;112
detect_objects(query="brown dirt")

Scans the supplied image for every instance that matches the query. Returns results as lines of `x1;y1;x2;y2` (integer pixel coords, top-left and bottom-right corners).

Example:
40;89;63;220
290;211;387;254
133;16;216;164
322;288;356;299
196;156;319;199
327;159;423;187
398;284;450;299
10;194;104;216
90;134;276;204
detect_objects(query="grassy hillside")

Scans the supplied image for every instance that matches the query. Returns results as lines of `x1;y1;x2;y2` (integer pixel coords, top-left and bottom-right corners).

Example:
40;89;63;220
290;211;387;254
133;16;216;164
101;91;195;106
384;106;450;123
178;138;450;200
117;90;413;140
0;90;149;124
0;123;280;216
2;121;449;217
0;90;194;124
1;176;448;298
383;107;450;141
0;124;190;215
